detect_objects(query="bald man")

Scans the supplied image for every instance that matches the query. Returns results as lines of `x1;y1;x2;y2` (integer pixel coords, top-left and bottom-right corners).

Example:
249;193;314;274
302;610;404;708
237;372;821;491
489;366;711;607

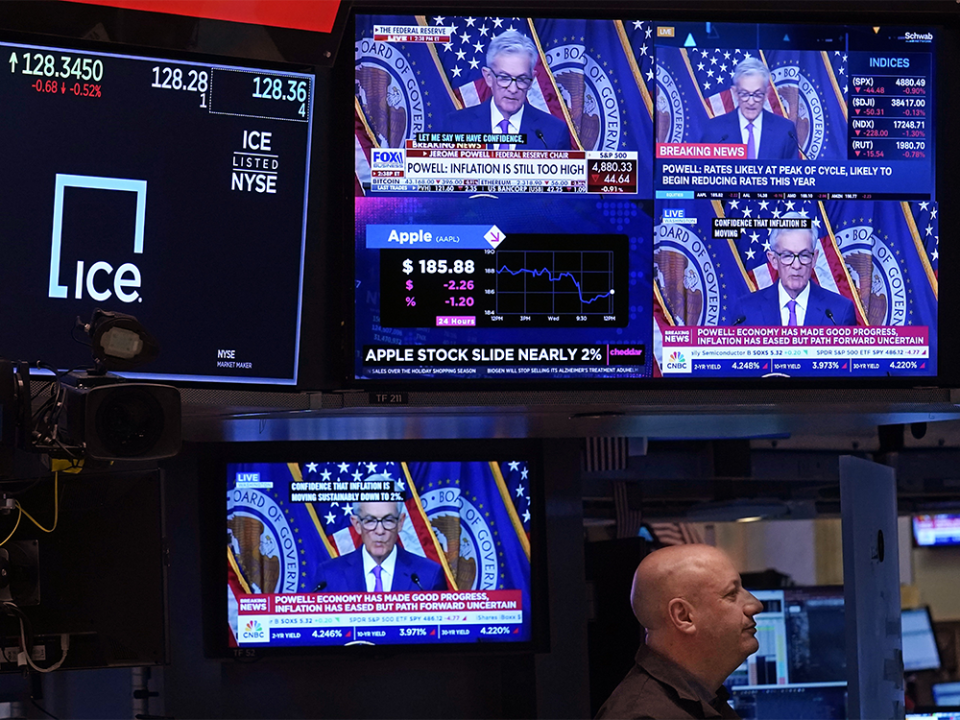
596;544;763;719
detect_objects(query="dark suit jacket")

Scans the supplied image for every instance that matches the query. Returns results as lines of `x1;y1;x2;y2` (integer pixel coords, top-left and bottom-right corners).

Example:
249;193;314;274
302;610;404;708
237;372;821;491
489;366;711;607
443;99;571;150
700;109;798;160
738;282;857;326
313;546;447;593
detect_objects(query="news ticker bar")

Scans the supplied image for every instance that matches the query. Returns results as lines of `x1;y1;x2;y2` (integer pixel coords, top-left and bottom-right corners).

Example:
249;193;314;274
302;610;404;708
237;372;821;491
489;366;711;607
672;358;930;377
370;147;639;195
262;623;523;646
658;191;930;201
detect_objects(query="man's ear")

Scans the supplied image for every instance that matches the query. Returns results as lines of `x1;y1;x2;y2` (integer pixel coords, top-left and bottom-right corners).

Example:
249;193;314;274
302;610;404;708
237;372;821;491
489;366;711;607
667;597;697;635
350;515;361;533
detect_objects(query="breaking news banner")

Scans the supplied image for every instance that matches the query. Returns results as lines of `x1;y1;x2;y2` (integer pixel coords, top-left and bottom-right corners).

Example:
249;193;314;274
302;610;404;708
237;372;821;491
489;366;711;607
226;460;534;647
652;197;937;378
355;15;656;197
653;45;934;198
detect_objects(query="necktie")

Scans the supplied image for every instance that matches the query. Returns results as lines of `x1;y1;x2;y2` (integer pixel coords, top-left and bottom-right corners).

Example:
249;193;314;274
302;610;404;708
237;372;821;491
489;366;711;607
786;299;798;327
372;565;383;593
746;122;756;160
497;118;511;150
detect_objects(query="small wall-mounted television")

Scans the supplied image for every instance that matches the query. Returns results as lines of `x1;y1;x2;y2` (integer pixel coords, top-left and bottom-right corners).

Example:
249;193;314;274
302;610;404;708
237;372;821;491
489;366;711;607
347;3;956;385
913;514;960;546
902;606;941;672
204;440;546;655
0;32;316;386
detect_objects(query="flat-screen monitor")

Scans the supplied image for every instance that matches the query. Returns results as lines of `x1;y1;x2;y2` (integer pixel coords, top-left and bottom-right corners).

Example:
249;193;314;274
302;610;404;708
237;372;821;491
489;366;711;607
913;514;960;546
728;586;847;686
902;606;941;672
210;440;544;655
730;685;848;720
0;33;315;386
350;7;951;383
933;683;960;707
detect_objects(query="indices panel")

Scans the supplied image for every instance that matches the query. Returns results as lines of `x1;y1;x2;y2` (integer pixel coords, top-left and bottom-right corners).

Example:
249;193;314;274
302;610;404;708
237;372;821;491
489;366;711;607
0;38;315;384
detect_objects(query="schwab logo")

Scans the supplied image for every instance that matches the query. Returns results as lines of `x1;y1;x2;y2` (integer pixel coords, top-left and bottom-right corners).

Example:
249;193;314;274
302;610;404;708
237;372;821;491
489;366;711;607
371;148;405;169
48;174;148;303
241;620;267;641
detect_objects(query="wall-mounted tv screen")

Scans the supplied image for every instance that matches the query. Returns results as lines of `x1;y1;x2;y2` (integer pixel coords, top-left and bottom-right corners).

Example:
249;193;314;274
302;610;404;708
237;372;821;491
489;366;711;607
351;9;944;382
0;34;315;385
913;514;960;546
220;442;542;653
902;606;941;672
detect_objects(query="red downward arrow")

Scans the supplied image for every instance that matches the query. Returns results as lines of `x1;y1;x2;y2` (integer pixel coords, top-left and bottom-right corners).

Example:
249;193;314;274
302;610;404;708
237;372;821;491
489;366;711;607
854;108;860;114
854;150;861;156
855;130;860;135
854;86;860;92
590;173;600;183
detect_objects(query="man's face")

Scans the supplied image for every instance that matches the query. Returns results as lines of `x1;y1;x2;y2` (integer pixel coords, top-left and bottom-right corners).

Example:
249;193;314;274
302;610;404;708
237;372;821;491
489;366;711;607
734;72;766;122
351;502;405;564
768;229;817;298
482;52;533;118
695;554;763;671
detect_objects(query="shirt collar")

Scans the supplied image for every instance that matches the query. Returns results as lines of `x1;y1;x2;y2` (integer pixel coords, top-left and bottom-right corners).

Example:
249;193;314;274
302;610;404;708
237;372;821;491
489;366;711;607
738;108;763;132
491;101;524;133
361;545;398;589
777;280;811;310
635;644;727;712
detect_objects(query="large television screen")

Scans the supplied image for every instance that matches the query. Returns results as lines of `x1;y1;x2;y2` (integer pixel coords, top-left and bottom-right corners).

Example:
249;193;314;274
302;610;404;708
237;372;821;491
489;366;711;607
351;8;948;383
0;33;315;386
218;441;543;653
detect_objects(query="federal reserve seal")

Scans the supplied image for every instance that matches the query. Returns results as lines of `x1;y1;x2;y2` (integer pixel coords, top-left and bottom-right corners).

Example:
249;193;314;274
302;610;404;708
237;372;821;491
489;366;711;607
835;224;907;326
355;37;425;147
227;487;302;594
544;44;622;151
654;222;722;326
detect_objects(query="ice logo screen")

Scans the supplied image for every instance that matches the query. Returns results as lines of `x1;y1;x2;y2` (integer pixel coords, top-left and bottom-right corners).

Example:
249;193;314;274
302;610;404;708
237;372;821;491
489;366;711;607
47;174;148;304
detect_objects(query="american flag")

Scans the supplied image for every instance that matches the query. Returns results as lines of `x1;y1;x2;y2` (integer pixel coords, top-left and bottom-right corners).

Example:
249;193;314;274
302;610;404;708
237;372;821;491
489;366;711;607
909;200;939;282
830;49;850;103
722;198;857;304
622;19;657;89
686;47;789;121
422;14;566;120
299;460;442;563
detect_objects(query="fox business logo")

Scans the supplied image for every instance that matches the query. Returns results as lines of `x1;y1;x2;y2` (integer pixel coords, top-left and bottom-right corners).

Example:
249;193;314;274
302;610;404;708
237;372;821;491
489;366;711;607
47;174;148;304
371;148;405;170
664;350;691;373
240;619;268;642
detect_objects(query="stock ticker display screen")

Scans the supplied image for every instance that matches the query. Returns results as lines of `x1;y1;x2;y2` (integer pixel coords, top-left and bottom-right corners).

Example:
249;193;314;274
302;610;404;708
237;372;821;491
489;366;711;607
0;37;314;385
353;14;941;381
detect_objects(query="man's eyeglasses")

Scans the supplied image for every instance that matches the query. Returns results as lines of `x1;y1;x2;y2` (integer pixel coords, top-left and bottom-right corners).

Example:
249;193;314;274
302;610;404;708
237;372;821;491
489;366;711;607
489;71;534;90
357;515;399;531
771;250;815;266
735;90;766;102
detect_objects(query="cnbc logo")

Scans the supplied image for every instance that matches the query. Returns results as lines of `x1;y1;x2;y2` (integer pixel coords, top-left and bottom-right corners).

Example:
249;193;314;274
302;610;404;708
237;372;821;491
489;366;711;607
665;351;691;373
241;620;267;642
